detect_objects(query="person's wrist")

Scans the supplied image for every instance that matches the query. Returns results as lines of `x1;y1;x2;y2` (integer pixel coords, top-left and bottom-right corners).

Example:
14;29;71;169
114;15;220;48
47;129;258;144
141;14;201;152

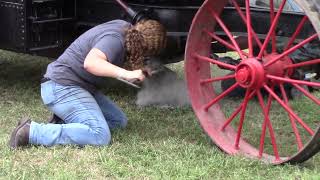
116;69;128;79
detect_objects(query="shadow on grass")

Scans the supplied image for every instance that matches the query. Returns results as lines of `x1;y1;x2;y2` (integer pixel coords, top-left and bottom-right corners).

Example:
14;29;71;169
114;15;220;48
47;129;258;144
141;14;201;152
0;50;212;148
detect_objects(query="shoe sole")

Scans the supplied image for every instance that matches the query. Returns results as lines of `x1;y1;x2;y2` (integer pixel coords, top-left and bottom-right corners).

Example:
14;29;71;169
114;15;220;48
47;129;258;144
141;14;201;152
9;118;31;149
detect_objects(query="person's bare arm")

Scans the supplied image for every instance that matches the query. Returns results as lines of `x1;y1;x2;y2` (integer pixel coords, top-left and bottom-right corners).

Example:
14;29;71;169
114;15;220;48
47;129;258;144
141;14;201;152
84;48;145;81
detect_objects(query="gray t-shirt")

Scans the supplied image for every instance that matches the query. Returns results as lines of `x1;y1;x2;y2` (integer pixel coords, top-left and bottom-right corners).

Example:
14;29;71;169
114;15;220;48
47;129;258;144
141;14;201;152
44;20;131;93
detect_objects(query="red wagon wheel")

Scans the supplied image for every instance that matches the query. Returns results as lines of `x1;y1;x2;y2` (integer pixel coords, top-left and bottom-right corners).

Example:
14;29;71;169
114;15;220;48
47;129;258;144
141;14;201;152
185;0;320;164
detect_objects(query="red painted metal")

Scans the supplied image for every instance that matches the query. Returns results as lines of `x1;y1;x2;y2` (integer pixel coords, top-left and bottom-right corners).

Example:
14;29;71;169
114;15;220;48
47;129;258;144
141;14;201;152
264;33;318;68
195;54;237;70
285;59;320;69
204;30;249;56
258;0;287;59
267;75;320;88
185;0;320;164
235;90;251;149
245;0;253;57
221;91;256;131
257;90;280;161
291;83;320;106
201;74;235;84
269;0;276;53
284;16;308;51
263;84;314;135
258;89;273;158
263;53;293;77
208;7;245;60
279;83;303;150
235;59;265;88
204;82;239;111
221;104;242;131
230;0;263;49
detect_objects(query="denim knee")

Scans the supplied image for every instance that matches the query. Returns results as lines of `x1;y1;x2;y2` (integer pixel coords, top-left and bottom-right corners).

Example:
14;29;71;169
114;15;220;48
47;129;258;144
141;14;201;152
93;128;111;146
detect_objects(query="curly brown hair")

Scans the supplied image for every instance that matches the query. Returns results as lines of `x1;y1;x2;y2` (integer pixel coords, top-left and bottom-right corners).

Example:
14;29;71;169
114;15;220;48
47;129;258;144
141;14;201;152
124;20;167;70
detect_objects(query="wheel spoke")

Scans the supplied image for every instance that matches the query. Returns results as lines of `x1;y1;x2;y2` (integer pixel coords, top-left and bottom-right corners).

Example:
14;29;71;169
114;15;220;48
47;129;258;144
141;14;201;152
258;89;273;158
230;0;263;49
269;0;277;53
258;0;287;59
264;33;318;68
284;16;308;51
267;74;320;88
195;54;237;70
235;89;251;149
285;59;320;69
279;84;303;150
201;74;235;84
221;105;242;131
204;30;249;57
208;7;245;60
221;91;256;131
263;84;314;135
257;90;280;160
245;0;253;57
204;82;239;111
291;83;320;106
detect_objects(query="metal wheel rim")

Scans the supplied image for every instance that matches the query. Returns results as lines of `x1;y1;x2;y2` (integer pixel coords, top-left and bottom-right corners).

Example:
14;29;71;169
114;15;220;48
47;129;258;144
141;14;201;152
185;0;320;164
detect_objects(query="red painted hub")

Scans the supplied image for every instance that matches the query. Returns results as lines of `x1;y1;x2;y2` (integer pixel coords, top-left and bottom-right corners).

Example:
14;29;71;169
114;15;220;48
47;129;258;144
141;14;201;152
236;67;250;83
235;59;265;88
263;53;293;78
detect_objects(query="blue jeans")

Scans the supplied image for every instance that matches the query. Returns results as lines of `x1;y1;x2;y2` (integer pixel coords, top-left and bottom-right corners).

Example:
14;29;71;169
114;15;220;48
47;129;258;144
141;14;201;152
29;80;128;146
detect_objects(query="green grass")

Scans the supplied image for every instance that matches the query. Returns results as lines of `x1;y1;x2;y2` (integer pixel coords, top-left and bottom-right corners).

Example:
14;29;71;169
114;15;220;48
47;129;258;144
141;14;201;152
0;49;320;179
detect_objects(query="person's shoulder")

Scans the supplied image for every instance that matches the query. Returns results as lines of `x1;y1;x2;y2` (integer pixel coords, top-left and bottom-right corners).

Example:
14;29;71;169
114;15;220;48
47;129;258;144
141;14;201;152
113;19;131;25
103;19;132;27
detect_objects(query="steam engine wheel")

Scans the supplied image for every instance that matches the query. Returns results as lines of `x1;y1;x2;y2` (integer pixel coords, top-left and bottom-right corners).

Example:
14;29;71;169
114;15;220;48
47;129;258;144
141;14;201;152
185;0;320;164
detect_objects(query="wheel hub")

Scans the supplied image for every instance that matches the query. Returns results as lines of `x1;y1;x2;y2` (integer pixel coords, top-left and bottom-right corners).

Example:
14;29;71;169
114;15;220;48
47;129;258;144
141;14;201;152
262;53;293;78
235;58;265;88
236;67;250;83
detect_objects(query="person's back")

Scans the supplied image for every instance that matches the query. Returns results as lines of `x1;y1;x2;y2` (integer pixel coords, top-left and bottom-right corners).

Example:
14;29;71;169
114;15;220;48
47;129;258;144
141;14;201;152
45;20;131;93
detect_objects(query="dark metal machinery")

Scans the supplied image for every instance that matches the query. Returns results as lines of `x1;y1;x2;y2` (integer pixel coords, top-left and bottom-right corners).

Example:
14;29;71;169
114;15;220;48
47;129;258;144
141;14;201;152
0;0;199;62
0;0;313;63
0;0;77;56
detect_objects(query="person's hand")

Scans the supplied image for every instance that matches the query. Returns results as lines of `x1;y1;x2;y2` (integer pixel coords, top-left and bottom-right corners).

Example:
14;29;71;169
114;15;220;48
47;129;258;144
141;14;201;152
120;69;145;82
